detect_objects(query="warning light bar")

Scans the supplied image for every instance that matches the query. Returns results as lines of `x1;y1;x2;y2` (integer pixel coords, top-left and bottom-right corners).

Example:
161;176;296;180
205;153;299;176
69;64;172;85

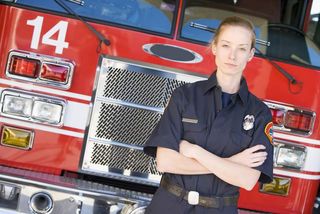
265;101;315;135
6;50;74;89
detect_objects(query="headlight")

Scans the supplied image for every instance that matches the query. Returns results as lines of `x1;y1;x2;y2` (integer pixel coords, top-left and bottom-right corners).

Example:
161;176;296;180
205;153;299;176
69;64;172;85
2;95;33;117
0;89;66;126
275;142;306;170
32;100;63;124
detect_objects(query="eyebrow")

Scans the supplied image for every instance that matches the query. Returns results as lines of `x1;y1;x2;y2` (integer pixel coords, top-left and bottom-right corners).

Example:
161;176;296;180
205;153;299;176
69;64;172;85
221;40;249;46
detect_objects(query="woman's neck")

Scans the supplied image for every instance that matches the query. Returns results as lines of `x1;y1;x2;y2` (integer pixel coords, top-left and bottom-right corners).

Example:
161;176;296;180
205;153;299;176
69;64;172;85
216;71;241;94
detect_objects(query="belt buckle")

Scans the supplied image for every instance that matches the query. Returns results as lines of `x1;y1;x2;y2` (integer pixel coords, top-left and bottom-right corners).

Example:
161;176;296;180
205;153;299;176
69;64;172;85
187;191;199;205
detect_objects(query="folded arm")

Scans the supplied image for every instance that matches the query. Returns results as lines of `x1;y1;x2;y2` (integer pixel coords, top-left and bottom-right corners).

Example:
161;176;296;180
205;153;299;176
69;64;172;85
156;147;210;175
157;141;267;190
180;141;266;190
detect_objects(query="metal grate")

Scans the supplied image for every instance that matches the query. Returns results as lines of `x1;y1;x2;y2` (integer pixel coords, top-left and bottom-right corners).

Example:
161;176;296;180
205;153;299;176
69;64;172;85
103;67;185;108
82;58;203;184
91;143;160;175
95;103;162;146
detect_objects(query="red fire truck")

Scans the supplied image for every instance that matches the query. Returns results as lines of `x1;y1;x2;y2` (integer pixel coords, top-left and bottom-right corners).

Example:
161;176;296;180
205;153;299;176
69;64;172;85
0;0;319;213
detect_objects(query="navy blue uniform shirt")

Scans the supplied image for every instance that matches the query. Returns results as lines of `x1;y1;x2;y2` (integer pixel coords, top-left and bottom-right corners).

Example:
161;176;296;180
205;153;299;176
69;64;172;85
144;72;274;214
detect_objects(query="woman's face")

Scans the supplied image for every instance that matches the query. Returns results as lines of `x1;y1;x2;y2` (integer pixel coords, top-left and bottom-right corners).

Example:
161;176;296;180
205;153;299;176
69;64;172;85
212;25;255;78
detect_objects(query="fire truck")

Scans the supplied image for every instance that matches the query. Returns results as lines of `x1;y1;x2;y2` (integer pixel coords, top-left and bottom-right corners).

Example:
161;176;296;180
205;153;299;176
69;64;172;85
0;0;319;213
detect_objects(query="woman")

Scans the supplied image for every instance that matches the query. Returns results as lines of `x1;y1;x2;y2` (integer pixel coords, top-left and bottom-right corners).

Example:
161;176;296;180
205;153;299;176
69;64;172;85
144;16;274;214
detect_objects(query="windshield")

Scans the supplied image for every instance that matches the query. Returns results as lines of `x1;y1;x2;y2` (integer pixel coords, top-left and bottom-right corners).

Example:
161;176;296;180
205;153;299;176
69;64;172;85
16;0;177;35
180;0;320;68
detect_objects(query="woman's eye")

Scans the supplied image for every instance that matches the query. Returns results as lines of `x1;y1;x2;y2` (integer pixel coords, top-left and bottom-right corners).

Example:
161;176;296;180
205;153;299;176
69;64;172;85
222;44;229;48
240;48;247;51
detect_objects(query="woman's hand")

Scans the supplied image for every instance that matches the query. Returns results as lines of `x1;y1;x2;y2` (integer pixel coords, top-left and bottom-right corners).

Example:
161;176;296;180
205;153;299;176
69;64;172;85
228;145;267;168
179;140;199;158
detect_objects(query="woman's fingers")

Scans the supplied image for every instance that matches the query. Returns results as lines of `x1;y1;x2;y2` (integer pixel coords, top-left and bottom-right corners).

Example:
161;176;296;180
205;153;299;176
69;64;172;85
245;144;266;154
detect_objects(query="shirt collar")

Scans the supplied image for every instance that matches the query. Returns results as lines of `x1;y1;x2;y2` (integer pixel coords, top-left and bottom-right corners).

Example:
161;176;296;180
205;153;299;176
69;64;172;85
201;71;249;104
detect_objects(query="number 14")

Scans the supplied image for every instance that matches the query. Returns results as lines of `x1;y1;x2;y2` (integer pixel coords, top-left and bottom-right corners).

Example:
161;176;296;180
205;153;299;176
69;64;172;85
27;16;69;54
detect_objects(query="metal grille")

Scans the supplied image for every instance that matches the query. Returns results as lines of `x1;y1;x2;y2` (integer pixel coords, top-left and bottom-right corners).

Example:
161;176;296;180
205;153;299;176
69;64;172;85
82;58;203;184
95;103;161;146
91;143;160;175
103;67;185;108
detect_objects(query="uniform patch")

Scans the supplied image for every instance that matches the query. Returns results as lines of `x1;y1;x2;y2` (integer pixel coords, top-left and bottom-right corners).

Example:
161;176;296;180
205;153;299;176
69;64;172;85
243;115;255;130
265;122;274;145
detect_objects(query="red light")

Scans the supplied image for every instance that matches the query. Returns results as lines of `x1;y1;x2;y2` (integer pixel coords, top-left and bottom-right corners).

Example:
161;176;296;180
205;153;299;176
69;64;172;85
285;111;312;132
40;63;68;83
270;108;285;125
9;56;39;78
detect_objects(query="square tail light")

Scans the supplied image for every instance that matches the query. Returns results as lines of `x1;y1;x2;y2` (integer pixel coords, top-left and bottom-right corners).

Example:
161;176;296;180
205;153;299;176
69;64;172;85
8;56;40;78
40;62;69;84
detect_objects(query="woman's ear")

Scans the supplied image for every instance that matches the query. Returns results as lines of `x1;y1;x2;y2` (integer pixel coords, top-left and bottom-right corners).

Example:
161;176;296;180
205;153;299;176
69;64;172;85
247;48;255;62
212;43;217;55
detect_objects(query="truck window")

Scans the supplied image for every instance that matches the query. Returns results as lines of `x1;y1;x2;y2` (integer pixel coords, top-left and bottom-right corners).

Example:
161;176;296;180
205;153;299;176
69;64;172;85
16;0;177;35
180;0;320;68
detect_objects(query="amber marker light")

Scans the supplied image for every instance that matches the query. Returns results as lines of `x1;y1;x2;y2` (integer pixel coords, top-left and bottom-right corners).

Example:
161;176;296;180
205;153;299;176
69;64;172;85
260;176;291;196
1;126;34;150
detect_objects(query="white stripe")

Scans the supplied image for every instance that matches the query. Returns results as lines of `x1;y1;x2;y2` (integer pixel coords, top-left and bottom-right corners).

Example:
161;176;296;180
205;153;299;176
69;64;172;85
274;169;320;180
0;117;84;138
274;132;320;146
64;101;91;130
304;146;320;172
0;78;91;101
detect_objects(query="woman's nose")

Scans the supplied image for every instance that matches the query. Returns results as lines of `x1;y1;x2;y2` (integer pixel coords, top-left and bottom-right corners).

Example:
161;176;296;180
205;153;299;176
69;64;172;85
229;49;236;60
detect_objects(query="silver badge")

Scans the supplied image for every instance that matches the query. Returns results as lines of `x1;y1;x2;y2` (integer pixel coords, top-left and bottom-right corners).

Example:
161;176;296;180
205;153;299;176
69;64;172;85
243;115;255;130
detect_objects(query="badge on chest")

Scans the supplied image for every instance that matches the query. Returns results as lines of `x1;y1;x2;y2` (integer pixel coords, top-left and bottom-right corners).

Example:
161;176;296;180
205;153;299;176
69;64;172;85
243;115;255;130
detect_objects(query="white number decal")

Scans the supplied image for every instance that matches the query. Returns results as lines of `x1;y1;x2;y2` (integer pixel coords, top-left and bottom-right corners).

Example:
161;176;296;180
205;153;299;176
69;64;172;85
27;16;69;54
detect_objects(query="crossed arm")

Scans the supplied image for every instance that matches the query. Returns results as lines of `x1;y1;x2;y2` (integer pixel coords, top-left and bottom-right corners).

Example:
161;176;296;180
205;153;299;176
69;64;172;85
156;141;267;191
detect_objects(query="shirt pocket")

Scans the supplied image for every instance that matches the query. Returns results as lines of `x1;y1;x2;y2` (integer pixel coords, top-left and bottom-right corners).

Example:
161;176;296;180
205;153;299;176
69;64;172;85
182;122;207;145
231;131;252;151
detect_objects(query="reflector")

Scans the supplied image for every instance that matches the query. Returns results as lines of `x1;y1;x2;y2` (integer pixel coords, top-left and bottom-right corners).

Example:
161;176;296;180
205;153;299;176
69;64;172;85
40;63;69;83
1;126;34;150
260;176;291;196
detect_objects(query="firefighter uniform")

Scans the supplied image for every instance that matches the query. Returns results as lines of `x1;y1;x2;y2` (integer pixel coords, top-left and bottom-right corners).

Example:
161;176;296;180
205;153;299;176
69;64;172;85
144;72;274;214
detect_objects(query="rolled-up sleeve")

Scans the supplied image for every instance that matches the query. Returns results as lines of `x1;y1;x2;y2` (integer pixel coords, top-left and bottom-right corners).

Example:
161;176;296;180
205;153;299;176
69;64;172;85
250;105;274;183
143;88;184;157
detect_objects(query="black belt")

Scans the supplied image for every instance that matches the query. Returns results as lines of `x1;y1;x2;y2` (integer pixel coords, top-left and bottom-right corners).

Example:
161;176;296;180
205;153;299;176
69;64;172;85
160;177;238;208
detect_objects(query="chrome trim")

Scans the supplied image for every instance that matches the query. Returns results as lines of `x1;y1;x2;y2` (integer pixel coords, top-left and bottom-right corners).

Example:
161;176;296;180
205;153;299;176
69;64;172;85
0;89;67;127
29;192;54;214
264;101;316;136
6;50;74;90
88;137;144;151
96;97;164;113
0;166;152;214
142;43;203;64
67;0;84;5
0;125;34;150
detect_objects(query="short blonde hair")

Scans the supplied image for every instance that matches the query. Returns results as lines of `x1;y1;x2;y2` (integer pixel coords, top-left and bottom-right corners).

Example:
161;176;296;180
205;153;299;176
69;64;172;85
212;16;256;49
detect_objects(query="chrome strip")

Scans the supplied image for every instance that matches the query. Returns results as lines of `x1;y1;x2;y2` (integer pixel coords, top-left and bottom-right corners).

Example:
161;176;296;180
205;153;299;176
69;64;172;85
95;97;164;113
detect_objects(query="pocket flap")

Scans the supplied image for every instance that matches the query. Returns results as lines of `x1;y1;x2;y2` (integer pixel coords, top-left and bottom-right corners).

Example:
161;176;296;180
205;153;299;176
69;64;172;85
183;122;207;132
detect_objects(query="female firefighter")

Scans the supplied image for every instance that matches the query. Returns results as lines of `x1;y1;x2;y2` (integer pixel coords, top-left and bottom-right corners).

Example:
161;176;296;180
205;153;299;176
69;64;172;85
144;16;274;214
